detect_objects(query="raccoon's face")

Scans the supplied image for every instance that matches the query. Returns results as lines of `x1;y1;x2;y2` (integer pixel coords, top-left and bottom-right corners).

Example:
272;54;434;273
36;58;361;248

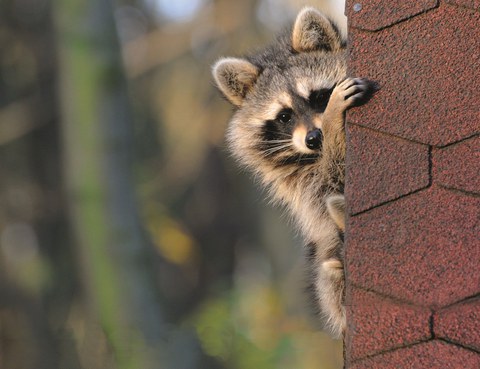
213;7;346;171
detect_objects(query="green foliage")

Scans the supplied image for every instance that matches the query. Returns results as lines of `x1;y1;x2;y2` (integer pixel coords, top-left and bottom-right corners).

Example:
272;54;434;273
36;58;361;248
192;285;342;369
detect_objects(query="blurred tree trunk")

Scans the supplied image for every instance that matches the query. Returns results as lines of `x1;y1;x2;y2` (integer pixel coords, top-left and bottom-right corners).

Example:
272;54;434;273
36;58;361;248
54;0;166;367
0;1;65;368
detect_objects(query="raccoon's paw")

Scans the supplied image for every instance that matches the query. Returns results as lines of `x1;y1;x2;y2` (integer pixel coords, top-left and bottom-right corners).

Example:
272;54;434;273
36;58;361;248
324;302;346;338
320;258;346;338
322;258;343;278
333;77;377;110
317;258;346;338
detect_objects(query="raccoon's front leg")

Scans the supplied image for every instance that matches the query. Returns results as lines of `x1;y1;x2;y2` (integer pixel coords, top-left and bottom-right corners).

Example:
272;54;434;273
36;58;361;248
321;78;375;162
326;77;375;124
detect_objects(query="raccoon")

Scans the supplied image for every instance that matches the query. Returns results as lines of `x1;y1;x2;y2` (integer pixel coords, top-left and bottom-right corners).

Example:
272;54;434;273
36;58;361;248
212;7;375;338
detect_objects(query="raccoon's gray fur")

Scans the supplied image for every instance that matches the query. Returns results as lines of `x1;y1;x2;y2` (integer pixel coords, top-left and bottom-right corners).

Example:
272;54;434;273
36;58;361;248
212;7;374;338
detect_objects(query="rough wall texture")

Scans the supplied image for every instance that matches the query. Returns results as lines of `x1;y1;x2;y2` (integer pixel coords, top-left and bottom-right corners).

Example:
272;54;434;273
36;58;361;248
344;1;480;368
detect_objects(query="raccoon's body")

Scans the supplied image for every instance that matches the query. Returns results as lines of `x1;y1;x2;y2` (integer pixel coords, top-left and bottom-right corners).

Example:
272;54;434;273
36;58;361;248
213;7;374;338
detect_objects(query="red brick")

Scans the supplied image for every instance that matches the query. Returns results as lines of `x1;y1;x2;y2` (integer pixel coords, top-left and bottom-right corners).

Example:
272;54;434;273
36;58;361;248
347;4;480;146
445;0;480;10
345;287;431;362
433;135;480;195
346;0;438;31
434;297;480;352
346;124;430;214
350;340;480;369
347;186;480;307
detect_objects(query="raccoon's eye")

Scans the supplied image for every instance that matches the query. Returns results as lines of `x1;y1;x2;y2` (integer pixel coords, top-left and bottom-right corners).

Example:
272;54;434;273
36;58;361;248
276;109;293;124
310;88;334;111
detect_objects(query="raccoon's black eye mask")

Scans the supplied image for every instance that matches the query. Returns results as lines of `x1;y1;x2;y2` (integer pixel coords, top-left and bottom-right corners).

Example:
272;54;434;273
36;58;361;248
309;87;335;112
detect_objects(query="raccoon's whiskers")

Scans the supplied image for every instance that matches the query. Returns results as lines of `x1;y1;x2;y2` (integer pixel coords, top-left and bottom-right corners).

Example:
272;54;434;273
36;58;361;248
263;142;293;156
260;139;292;144
297;155;319;164
298;154;318;161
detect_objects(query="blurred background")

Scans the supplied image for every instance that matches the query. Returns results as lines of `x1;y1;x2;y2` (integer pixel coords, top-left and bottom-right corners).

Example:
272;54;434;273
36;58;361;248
0;0;346;368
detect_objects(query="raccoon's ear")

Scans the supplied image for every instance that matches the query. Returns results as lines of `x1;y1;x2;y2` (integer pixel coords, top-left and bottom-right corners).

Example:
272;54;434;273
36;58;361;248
212;57;259;106
292;7;343;53
326;195;346;231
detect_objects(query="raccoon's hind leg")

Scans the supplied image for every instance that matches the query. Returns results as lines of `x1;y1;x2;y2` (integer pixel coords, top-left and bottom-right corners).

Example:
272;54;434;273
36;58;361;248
317;195;347;338
319;257;345;338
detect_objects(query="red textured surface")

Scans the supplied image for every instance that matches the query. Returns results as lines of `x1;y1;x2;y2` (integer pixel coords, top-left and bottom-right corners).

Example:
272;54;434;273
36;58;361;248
345;287;431;362
433;135;480;194
345;1;480;366
350;341;480;369
347;4;480;146
346;0;438;31
347;186;480;307
434;297;480;352
346;124;430;214
445;0;480;10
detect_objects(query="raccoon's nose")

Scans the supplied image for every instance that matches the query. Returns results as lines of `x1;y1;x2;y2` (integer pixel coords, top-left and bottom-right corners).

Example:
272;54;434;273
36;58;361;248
305;129;323;150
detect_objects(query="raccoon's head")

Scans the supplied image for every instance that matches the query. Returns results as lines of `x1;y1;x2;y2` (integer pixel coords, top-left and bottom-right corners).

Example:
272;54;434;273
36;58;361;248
213;7;346;175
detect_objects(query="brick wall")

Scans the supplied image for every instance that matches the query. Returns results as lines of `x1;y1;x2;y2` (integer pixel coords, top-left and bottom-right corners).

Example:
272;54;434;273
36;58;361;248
344;1;480;368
